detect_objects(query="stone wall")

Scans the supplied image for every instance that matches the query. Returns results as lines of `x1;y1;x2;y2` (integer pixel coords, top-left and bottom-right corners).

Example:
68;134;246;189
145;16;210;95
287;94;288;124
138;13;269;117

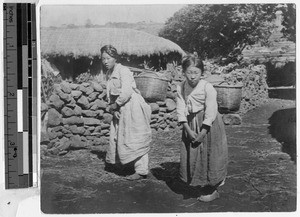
41;80;178;156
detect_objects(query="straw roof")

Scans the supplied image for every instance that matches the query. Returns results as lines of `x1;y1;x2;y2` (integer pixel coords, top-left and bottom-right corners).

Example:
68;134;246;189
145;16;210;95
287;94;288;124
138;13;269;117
41;27;185;58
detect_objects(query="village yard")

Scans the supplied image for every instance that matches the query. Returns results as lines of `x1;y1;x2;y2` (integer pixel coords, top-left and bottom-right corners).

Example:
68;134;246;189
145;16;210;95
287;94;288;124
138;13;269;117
40;98;296;214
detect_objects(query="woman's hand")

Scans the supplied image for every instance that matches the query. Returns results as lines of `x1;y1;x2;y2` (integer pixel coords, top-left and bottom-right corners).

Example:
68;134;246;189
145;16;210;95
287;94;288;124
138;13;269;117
114;111;120;119
182;122;197;141
194;131;206;143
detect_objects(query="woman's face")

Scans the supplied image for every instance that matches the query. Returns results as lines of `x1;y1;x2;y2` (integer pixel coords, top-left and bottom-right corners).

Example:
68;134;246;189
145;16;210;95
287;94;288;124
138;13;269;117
184;66;202;87
101;52;116;70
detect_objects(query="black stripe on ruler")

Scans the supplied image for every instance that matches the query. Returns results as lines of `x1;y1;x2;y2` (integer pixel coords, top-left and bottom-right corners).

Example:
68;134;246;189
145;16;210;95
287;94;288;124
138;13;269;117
17;4;22;90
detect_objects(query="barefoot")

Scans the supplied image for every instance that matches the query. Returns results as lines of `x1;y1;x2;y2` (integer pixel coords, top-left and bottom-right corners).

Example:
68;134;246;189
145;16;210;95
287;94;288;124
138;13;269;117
197;190;220;202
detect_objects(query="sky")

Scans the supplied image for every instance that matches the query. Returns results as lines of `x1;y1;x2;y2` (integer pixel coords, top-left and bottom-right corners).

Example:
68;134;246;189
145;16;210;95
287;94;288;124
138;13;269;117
40;4;185;27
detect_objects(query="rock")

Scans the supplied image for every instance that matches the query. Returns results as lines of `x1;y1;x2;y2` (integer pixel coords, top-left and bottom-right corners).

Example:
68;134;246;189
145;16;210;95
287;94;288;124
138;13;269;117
77;95;90;109
78;85;87;94
169;121;178;129
100;129;110;136
100;123;110;129
47;108;62;127
98;91;107;100
65;97;77;108
71;90;82;99
83;117;101;126
57;138;71;151
48;94;64;110
84;130;91;136
93;137;108;146
157;101;166;106
88;92;98;102
102;113;113;124
69;83;79;90
91;99;107;110
82;110;98;117
151;114;159;119
60;81;72;94
61;106;75;117
53;84;61;93
41;103;48;112
222;114;242;125
159;122;167;129
92;82;103;92
69;135;87;149
93;126;102;133
81;82;90;87
69;125;85;135
58;150;68;156
48;147;60;155
165;98;176;112
96;110;104;118
52;126;64;132
149;103;159;113
57;91;72;103
85;86;94;95
74;105;82;116
40;132;49;145
159;107;167;113
40;145;48;157
62;116;84;125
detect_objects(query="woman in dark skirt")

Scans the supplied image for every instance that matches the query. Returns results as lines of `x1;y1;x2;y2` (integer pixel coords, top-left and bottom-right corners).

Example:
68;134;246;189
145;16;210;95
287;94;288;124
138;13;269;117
176;54;228;202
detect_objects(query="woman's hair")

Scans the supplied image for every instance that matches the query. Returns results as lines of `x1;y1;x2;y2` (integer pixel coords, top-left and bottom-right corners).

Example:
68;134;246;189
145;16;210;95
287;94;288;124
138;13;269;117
181;54;204;74
100;45;119;60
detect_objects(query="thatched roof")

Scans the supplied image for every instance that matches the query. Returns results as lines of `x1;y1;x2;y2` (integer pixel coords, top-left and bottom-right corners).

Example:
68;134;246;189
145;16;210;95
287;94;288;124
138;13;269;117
41;27;185;58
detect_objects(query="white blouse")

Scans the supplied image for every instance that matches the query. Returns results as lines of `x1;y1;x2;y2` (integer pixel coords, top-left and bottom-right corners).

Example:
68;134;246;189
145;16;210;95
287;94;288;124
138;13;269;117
176;79;218;126
106;63;136;106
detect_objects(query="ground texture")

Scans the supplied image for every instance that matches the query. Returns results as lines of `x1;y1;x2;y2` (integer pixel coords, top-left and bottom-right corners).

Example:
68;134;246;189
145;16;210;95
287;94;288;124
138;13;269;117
41;99;296;214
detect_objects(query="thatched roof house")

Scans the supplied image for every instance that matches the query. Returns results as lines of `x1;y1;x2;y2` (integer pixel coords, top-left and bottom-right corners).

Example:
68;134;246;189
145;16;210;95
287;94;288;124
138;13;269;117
41;27;185;80
41;27;185;58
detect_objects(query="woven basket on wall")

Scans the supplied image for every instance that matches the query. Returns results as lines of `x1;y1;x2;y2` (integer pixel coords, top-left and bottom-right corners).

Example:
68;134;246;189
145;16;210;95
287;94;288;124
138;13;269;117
134;71;169;102
214;82;243;113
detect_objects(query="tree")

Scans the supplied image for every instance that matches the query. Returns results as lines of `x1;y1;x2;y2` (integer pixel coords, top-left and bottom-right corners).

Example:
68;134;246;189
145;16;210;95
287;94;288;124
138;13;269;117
279;4;296;43
159;4;278;63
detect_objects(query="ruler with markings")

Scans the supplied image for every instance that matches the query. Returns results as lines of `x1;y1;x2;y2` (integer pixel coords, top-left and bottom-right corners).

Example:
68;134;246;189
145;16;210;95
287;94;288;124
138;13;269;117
3;3;37;189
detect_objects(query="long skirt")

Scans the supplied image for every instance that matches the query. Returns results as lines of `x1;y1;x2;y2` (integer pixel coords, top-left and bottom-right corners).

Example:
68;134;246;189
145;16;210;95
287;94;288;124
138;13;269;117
180;111;228;187
106;92;152;165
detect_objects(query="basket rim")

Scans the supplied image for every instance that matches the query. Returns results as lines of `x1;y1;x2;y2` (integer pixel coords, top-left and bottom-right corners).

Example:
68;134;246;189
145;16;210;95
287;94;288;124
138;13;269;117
134;76;169;82
214;84;243;88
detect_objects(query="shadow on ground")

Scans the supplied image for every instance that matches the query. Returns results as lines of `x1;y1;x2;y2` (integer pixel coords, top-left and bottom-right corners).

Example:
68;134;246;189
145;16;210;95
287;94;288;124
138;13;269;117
268;108;296;163
151;162;199;199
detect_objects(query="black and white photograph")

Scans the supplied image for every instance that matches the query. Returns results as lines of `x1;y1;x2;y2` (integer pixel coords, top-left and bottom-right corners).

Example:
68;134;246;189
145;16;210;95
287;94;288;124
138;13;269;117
39;2;297;214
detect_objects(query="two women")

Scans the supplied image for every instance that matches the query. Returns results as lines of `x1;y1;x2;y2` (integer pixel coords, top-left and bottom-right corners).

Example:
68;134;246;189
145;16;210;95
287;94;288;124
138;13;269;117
100;45;152;180
100;45;228;201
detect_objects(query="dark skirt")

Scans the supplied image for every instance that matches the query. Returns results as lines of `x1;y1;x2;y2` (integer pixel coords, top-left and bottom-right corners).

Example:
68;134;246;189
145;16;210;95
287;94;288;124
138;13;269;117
180;111;228;187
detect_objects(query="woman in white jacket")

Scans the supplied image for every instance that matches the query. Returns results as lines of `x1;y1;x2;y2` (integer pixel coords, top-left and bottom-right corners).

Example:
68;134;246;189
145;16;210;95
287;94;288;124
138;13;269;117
101;45;152;180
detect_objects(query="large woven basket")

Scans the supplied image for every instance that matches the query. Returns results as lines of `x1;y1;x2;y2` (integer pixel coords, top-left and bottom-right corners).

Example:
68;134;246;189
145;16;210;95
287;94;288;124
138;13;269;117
214;82;243;113
134;71;169;102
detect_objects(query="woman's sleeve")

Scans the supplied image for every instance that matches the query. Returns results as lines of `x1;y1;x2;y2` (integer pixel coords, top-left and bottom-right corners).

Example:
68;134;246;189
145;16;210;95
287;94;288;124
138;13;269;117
115;67;134;106
203;83;218;126
176;84;187;123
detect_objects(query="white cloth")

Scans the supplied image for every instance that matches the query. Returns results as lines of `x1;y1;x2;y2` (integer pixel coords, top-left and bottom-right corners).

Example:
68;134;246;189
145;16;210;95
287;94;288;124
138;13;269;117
106;64;152;165
134;153;149;175
176;80;218;126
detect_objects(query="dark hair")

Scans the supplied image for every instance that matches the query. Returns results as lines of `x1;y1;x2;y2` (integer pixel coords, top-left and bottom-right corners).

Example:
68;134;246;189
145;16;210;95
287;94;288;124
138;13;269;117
182;54;204;74
100;45;119;60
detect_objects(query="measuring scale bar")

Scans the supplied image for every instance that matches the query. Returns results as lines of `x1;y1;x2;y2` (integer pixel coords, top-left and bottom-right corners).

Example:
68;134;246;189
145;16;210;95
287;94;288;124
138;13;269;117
3;3;37;189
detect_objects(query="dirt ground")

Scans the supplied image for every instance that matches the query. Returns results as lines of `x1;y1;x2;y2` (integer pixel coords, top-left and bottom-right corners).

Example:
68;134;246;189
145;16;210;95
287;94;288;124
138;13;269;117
40;99;297;214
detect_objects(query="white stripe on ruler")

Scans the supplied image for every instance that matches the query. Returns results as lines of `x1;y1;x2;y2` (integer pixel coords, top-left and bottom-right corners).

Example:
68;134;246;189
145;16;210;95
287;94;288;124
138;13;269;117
23;132;29;174
17;90;23;132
